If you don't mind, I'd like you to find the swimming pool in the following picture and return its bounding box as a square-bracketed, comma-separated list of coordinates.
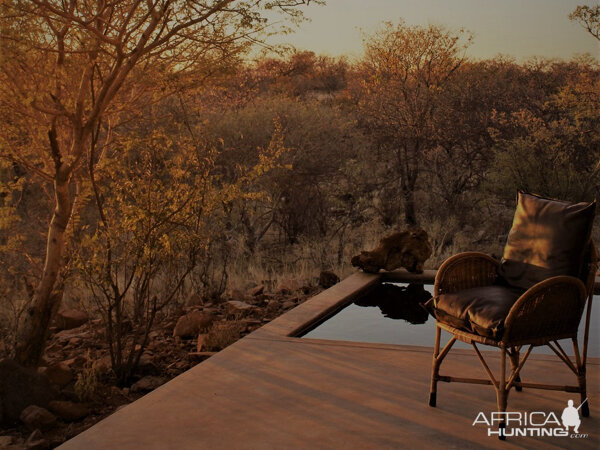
[301, 282, 600, 357]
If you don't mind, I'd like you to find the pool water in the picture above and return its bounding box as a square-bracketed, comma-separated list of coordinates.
[301, 283, 600, 357]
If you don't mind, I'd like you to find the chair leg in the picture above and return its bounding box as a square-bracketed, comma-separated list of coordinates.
[429, 326, 441, 407]
[509, 348, 522, 392]
[573, 338, 589, 417]
[497, 347, 508, 440]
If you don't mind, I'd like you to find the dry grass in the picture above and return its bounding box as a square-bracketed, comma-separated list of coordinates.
[202, 321, 247, 352]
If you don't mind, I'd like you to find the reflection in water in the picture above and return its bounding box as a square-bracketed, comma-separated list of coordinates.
[353, 283, 432, 324]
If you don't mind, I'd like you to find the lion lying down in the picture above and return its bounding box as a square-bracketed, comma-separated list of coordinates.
[351, 228, 432, 274]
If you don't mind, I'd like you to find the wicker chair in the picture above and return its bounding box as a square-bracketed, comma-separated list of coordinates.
[426, 193, 597, 439]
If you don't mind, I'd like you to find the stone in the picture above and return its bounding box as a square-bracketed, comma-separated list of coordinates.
[173, 311, 215, 338]
[62, 356, 87, 370]
[229, 289, 247, 302]
[138, 352, 155, 371]
[54, 309, 89, 331]
[68, 337, 82, 347]
[24, 429, 49, 450]
[39, 362, 73, 388]
[19, 405, 56, 431]
[351, 228, 432, 273]
[277, 278, 300, 294]
[196, 334, 207, 352]
[95, 355, 113, 374]
[248, 284, 265, 296]
[130, 376, 166, 393]
[319, 270, 340, 289]
[225, 300, 254, 316]
[0, 359, 56, 425]
[54, 329, 90, 344]
[47, 401, 88, 422]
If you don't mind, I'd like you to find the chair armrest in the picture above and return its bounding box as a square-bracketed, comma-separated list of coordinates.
[503, 276, 587, 345]
[434, 252, 499, 296]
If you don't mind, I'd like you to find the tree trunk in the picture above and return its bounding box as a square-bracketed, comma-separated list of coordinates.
[403, 187, 417, 227]
[15, 176, 72, 367]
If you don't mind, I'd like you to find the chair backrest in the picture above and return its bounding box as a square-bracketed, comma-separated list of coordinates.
[498, 192, 596, 291]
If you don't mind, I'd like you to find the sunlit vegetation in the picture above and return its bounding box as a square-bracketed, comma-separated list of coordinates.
[0, 1, 598, 385]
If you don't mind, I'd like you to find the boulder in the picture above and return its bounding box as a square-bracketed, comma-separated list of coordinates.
[225, 300, 254, 316]
[351, 228, 432, 274]
[319, 270, 340, 289]
[248, 285, 265, 296]
[62, 356, 87, 371]
[229, 289, 247, 302]
[130, 376, 166, 393]
[24, 429, 49, 450]
[19, 405, 56, 431]
[277, 278, 301, 294]
[0, 359, 56, 425]
[54, 309, 89, 331]
[47, 400, 88, 422]
[173, 311, 215, 338]
[39, 362, 73, 388]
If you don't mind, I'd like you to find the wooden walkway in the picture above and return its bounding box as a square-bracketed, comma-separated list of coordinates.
[60, 273, 599, 449]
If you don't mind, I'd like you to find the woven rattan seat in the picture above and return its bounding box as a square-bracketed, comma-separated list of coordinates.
[427, 193, 597, 440]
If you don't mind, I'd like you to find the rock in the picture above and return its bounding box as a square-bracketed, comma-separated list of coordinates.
[68, 337, 82, 347]
[196, 334, 207, 352]
[138, 352, 155, 371]
[0, 359, 56, 425]
[55, 309, 89, 331]
[39, 362, 73, 388]
[47, 401, 88, 421]
[54, 329, 90, 344]
[62, 356, 87, 370]
[277, 278, 299, 294]
[229, 289, 247, 302]
[225, 300, 254, 316]
[173, 311, 215, 338]
[24, 429, 48, 450]
[319, 270, 340, 289]
[19, 406, 56, 431]
[351, 228, 432, 273]
[95, 355, 113, 374]
[0, 436, 13, 447]
[130, 376, 166, 393]
[248, 285, 265, 296]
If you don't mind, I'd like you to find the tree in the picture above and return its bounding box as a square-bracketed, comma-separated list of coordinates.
[0, 0, 318, 367]
[353, 21, 472, 226]
[489, 62, 600, 202]
[570, 4, 600, 40]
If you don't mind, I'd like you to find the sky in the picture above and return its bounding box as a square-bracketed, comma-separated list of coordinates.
[268, 0, 599, 61]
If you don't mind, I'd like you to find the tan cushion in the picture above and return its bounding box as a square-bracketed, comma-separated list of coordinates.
[425, 285, 524, 339]
[498, 192, 595, 290]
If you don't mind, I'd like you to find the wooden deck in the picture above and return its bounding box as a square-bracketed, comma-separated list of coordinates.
[60, 272, 600, 449]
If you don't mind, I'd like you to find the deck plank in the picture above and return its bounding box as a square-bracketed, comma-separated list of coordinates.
[59, 335, 599, 449]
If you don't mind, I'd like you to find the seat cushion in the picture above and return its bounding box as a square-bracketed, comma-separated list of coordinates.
[425, 285, 524, 339]
[498, 192, 596, 290]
